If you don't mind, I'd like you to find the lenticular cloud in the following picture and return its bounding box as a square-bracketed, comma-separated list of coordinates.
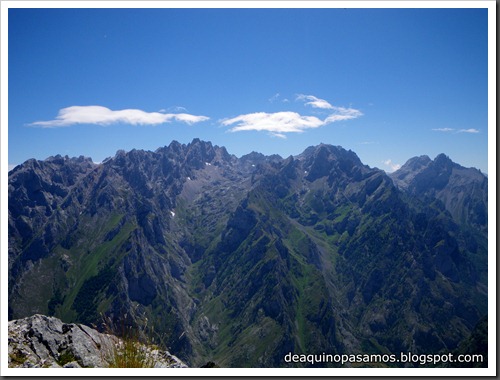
[30, 106, 209, 128]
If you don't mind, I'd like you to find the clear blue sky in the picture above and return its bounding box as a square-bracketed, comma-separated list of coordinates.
[7, 6, 490, 173]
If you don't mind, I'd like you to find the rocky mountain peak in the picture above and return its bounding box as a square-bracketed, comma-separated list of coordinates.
[434, 153, 453, 167]
[390, 155, 431, 188]
[392, 152, 485, 192]
[240, 151, 266, 163]
[299, 143, 365, 181]
[401, 154, 431, 171]
[391, 152, 487, 231]
[154, 139, 233, 170]
[184, 139, 217, 169]
[45, 154, 94, 165]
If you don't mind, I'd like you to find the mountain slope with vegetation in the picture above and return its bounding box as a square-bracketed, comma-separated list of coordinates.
[8, 139, 488, 367]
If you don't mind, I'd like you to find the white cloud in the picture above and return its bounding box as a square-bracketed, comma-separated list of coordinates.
[296, 94, 334, 110]
[432, 128, 454, 132]
[458, 128, 480, 133]
[222, 95, 362, 136]
[324, 106, 363, 122]
[269, 132, 287, 139]
[221, 112, 324, 133]
[382, 159, 401, 172]
[30, 106, 209, 128]
[432, 127, 480, 134]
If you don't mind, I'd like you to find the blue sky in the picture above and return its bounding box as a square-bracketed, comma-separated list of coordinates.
[7, 5, 490, 173]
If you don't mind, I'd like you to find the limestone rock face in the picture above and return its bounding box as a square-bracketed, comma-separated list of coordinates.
[8, 314, 187, 368]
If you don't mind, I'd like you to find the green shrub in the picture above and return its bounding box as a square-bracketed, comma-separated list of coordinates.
[57, 350, 77, 366]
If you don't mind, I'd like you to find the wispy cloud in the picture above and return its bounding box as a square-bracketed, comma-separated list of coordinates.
[269, 93, 291, 104]
[30, 106, 209, 128]
[324, 106, 363, 122]
[222, 95, 362, 136]
[168, 106, 188, 112]
[432, 128, 455, 132]
[431, 127, 480, 134]
[269, 93, 281, 103]
[296, 94, 334, 110]
[458, 128, 480, 133]
[382, 159, 401, 172]
[269, 132, 287, 139]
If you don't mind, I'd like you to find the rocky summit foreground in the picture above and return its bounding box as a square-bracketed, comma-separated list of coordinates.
[8, 139, 488, 367]
[8, 314, 187, 368]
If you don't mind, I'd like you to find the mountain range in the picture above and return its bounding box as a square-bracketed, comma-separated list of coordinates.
[8, 139, 488, 367]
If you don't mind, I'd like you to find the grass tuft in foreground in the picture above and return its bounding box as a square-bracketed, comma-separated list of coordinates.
[102, 313, 158, 368]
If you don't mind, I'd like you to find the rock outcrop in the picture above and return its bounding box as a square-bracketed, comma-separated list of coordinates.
[8, 314, 187, 368]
